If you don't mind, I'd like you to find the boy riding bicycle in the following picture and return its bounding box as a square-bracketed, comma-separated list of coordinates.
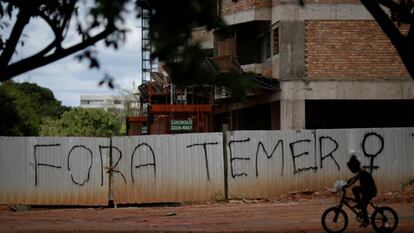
[345, 154, 377, 227]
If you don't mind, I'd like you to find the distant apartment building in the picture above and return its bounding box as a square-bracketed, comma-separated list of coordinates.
[207, 0, 414, 130]
[80, 95, 127, 113]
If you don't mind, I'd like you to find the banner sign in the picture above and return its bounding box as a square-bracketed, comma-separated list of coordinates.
[170, 119, 193, 131]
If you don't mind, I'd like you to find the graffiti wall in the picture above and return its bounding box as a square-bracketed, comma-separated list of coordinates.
[111, 133, 225, 204]
[0, 137, 110, 205]
[226, 128, 414, 198]
[0, 128, 413, 205]
[0, 133, 225, 205]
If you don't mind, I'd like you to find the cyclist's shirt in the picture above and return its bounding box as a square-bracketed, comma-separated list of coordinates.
[358, 170, 377, 199]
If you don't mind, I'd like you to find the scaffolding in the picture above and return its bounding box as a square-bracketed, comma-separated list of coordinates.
[141, 7, 156, 84]
[126, 6, 214, 135]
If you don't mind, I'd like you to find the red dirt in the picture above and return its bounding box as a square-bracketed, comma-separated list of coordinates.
[1, 185, 413, 233]
[375, 183, 414, 203]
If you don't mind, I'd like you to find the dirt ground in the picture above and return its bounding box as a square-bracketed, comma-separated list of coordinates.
[1, 185, 414, 233]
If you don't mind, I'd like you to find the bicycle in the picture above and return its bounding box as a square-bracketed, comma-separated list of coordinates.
[321, 182, 398, 233]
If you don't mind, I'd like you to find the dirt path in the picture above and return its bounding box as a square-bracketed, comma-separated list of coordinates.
[0, 197, 413, 233]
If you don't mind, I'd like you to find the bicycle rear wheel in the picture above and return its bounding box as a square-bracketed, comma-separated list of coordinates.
[371, 206, 398, 233]
[321, 207, 348, 233]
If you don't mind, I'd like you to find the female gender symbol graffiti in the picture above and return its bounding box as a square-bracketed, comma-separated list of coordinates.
[361, 132, 384, 174]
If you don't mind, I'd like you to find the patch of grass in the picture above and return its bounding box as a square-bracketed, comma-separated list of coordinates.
[211, 191, 225, 202]
[400, 178, 414, 189]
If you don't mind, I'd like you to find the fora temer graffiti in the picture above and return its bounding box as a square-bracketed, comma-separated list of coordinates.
[30, 131, 393, 187]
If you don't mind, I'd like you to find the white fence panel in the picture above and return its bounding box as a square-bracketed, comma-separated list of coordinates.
[226, 128, 414, 199]
[0, 127, 412, 205]
[226, 130, 318, 198]
[0, 137, 110, 205]
[316, 128, 414, 192]
[111, 133, 225, 203]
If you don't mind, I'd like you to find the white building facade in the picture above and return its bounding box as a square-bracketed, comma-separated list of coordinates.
[80, 95, 127, 112]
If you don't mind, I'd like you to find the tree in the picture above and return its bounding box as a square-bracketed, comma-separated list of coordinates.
[0, 0, 255, 99]
[0, 0, 130, 81]
[360, 0, 414, 78]
[40, 108, 122, 137]
[1, 0, 412, 84]
[0, 86, 22, 135]
[0, 81, 69, 135]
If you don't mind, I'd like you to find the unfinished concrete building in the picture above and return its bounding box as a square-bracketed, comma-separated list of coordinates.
[127, 0, 414, 135]
[212, 0, 414, 130]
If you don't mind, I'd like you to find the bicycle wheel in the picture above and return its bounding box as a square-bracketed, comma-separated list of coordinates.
[371, 206, 399, 233]
[321, 207, 348, 233]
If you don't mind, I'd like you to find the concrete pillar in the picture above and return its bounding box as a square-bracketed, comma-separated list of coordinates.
[279, 21, 305, 80]
[278, 19, 306, 129]
[280, 99, 305, 130]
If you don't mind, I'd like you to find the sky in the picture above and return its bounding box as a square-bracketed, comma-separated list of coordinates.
[10, 6, 142, 107]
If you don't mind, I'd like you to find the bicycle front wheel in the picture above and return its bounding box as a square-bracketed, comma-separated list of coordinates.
[321, 207, 348, 233]
[371, 206, 398, 233]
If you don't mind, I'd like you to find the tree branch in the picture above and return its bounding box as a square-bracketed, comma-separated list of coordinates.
[37, 2, 75, 51]
[360, 0, 414, 79]
[0, 27, 115, 81]
[361, 0, 403, 42]
[0, 6, 32, 67]
[409, 24, 414, 39]
[32, 40, 58, 58]
[377, 0, 414, 23]
[38, 13, 65, 51]
[377, 0, 399, 9]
